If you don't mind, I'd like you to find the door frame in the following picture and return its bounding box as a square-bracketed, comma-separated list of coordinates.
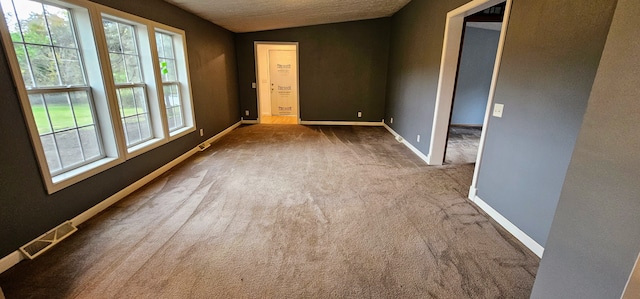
[427, 0, 512, 194]
[254, 41, 300, 124]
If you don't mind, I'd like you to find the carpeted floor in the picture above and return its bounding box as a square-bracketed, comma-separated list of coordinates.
[0, 125, 539, 298]
[445, 126, 482, 165]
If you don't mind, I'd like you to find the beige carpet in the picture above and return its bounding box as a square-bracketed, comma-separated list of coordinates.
[445, 126, 482, 165]
[0, 125, 539, 298]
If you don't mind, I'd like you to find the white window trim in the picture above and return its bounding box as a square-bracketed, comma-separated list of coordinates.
[154, 25, 196, 141]
[0, 0, 196, 194]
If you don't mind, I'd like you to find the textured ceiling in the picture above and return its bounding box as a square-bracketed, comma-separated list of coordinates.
[163, 0, 412, 33]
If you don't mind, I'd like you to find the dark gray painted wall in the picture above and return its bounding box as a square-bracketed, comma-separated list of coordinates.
[531, 0, 638, 296]
[0, 0, 239, 258]
[475, 0, 616, 246]
[384, 0, 469, 153]
[451, 26, 500, 126]
[236, 19, 390, 122]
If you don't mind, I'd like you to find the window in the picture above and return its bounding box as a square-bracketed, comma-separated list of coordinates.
[155, 31, 183, 132]
[1, 0, 103, 175]
[0, 0, 196, 193]
[103, 18, 153, 147]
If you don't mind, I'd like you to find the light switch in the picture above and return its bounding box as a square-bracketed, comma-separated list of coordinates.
[493, 103, 504, 118]
[251, 82, 256, 89]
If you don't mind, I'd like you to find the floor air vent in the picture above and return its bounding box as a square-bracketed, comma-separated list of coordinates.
[19, 221, 77, 259]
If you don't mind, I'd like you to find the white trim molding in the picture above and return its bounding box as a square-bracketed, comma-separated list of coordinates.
[471, 195, 545, 257]
[383, 124, 430, 165]
[0, 121, 241, 275]
[300, 121, 383, 126]
[0, 251, 24, 275]
[428, 0, 512, 166]
[241, 119, 259, 124]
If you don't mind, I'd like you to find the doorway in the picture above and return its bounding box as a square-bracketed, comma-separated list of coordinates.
[254, 42, 299, 124]
[427, 0, 512, 197]
[445, 7, 504, 164]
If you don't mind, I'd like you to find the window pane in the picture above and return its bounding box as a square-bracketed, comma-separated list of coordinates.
[1, 0, 23, 42]
[138, 114, 151, 140]
[166, 106, 175, 130]
[16, 1, 51, 45]
[15, 44, 34, 88]
[109, 53, 127, 84]
[118, 22, 137, 55]
[133, 87, 147, 114]
[159, 58, 177, 82]
[117, 87, 136, 117]
[69, 91, 93, 127]
[40, 133, 61, 172]
[44, 5, 75, 48]
[103, 20, 121, 53]
[44, 92, 74, 132]
[161, 34, 174, 59]
[55, 129, 83, 168]
[3, 0, 105, 176]
[123, 116, 140, 145]
[78, 125, 101, 160]
[163, 34, 174, 58]
[104, 18, 143, 85]
[163, 84, 179, 107]
[28, 93, 51, 134]
[124, 54, 141, 83]
[27, 44, 59, 87]
[55, 47, 84, 86]
[163, 84, 183, 131]
[117, 86, 152, 147]
[169, 106, 183, 130]
[154, 32, 164, 58]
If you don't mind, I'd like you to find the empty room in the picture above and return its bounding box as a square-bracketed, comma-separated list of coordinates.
[0, 0, 638, 298]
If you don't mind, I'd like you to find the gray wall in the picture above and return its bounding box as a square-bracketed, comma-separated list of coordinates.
[531, 0, 640, 296]
[385, 0, 469, 153]
[474, 0, 616, 246]
[236, 19, 391, 122]
[450, 26, 500, 126]
[386, 0, 616, 247]
[0, 0, 239, 258]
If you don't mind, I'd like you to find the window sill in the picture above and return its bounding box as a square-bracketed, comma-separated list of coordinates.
[48, 156, 123, 194]
[169, 126, 195, 141]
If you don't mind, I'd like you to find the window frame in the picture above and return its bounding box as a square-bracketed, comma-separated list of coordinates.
[0, 0, 196, 194]
[153, 25, 195, 141]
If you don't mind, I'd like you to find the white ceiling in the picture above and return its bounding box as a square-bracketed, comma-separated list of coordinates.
[163, 0, 412, 33]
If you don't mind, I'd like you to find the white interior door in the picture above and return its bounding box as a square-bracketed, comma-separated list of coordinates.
[268, 50, 297, 116]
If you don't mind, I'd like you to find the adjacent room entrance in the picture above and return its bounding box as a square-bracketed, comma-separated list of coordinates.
[428, 0, 511, 195]
[445, 7, 504, 165]
[254, 42, 299, 124]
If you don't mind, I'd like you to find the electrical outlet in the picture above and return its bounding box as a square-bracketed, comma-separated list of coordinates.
[245, 110, 250, 116]
[390, 117, 394, 124]
[251, 82, 256, 89]
[357, 111, 362, 118]
[199, 129, 204, 136]
[417, 135, 421, 143]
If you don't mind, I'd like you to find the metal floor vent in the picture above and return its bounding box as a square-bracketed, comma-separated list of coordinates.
[19, 221, 77, 259]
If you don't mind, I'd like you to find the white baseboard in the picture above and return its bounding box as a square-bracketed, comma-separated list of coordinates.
[0, 121, 242, 275]
[471, 195, 545, 258]
[204, 121, 241, 145]
[468, 186, 478, 198]
[300, 121, 384, 126]
[0, 251, 23, 275]
[241, 119, 259, 124]
[382, 124, 430, 165]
